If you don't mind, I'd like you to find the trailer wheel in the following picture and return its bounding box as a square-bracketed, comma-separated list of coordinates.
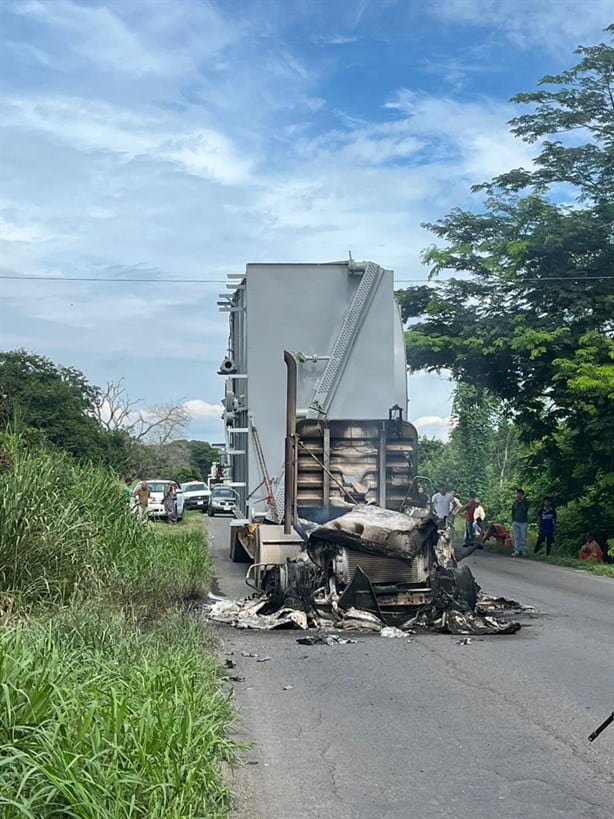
[229, 531, 250, 563]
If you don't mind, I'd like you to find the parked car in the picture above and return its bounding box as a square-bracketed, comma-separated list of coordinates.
[207, 485, 237, 517]
[132, 480, 184, 521]
[180, 481, 211, 512]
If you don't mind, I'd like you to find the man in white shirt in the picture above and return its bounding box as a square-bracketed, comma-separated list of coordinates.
[431, 483, 446, 517]
[431, 484, 463, 528]
[431, 484, 453, 522]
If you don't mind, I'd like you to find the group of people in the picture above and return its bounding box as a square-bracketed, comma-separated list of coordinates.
[430, 485, 485, 543]
[511, 489, 558, 557]
[511, 488, 604, 561]
[429, 484, 605, 563]
[122, 479, 179, 524]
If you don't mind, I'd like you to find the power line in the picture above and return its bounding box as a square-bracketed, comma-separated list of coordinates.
[1, 274, 613, 284]
[0, 275, 230, 283]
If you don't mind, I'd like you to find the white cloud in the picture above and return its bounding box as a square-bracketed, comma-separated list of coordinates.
[184, 399, 223, 421]
[0, 214, 55, 243]
[413, 415, 451, 442]
[414, 414, 450, 427]
[429, 0, 612, 53]
[325, 35, 358, 46]
[3, 96, 252, 184]
[383, 90, 536, 181]
[13, 0, 165, 75]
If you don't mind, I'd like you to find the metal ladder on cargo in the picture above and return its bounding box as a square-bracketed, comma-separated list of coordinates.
[310, 261, 384, 414]
[250, 421, 280, 522]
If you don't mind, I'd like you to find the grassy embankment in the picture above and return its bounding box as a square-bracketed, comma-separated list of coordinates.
[482, 540, 614, 576]
[0, 435, 237, 818]
[451, 518, 614, 576]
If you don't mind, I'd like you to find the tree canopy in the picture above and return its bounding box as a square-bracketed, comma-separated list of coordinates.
[397, 27, 614, 505]
[0, 350, 218, 482]
[0, 349, 116, 462]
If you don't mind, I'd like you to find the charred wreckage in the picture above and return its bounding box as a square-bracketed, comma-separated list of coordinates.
[207, 502, 523, 636]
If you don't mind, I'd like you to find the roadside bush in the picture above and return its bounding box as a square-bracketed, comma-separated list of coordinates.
[0, 609, 235, 818]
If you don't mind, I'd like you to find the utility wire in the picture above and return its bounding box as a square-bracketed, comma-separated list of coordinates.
[1, 274, 613, 284]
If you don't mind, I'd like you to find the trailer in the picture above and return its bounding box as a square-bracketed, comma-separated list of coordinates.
[213, 259, 521, 633]
[217, 258, 415, 519]
[216, 258, 434, 601]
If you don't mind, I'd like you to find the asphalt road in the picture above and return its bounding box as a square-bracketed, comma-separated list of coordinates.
[204, 515, 614, 819]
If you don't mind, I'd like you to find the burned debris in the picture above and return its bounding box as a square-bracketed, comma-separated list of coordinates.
[206, 504, 522, 636]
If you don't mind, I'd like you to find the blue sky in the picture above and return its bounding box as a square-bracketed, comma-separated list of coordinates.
[1, 0, 611, 442]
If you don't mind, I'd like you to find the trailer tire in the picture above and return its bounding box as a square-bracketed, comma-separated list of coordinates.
[229, 532, 250, 563]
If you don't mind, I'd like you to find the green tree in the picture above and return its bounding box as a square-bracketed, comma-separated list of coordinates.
[186, 440, 218, 481]
[397, 28, 614, 509]
[0, 349, 123, 464]
[416, 384, 498, 500]
[446, 383, 496, 499]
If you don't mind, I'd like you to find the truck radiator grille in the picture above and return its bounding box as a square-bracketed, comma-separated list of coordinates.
[343, 548, 422, 584]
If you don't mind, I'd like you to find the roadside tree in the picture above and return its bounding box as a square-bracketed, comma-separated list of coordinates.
[0, 349, 127, 464]
[396, 28, 614, 529]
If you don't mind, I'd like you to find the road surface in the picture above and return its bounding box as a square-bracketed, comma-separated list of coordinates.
[204, 515, 614, 819]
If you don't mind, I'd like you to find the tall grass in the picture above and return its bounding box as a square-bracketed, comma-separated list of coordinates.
[0, 435, 212, 613]
[0, 610, 235, 817]
[0, 435, 238, 817]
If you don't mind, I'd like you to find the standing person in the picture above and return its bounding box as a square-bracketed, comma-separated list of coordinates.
[448, 489, 462, 519]
[463, 492, 478, 545]
[431, 483, 450, 523]
[511, 488, 529, 556]
[122, 478, 132, 506]
[474, 499, 486, 525]
[578, 533, 604, 562]
[535, 497, 557, 555]
[473, 498, 486, 539]
[163, 481, 178, 524]
[132, 480, 151, 518]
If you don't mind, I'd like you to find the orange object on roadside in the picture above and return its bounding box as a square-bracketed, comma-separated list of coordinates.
[578, 535, 604, 563]
[483, 523, 513, 548]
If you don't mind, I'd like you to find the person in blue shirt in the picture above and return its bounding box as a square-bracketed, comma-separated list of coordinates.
[534, 496, 557, 555]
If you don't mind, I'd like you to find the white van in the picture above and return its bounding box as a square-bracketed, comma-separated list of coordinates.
[134, 480, 184, 521]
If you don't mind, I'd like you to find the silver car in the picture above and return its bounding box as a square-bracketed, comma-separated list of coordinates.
[207, 485, 237, 516]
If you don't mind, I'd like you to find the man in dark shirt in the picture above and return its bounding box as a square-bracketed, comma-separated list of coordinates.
[511, 488, 529, 556]
[534, 496, 557, 555]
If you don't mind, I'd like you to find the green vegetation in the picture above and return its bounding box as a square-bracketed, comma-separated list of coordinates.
[0, 437, 212, 612]
[0, 435, 236, 817]
[399, 27, 614, 558]
[0, 350, 220, 483]
[481, 539, 614, 578]
[0, 349, 132, 467]
[0, 612, 234, 818]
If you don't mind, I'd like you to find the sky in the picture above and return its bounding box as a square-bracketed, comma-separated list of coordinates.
[1, 0, 611, 443]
